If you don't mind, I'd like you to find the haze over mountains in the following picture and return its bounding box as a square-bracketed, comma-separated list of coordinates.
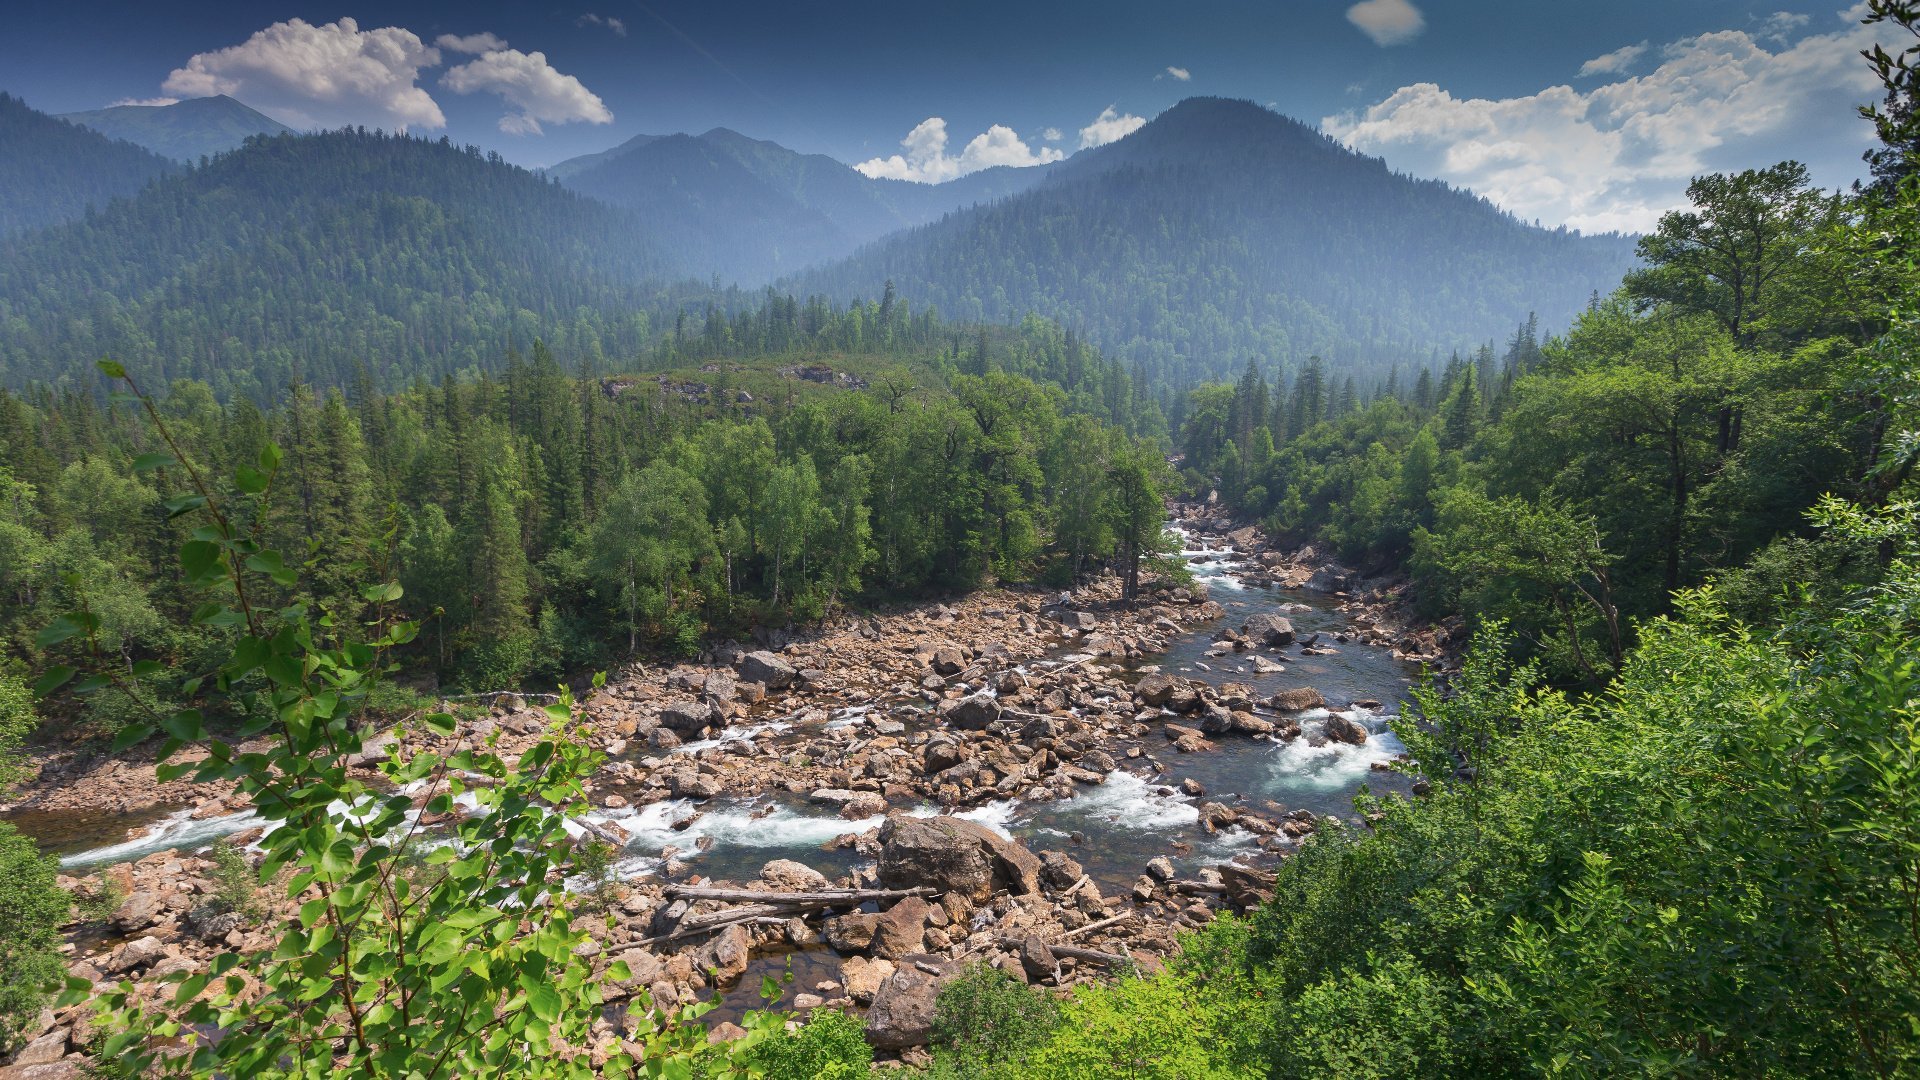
[0, 91, 1640, 396]
[59, 95, 293, 162]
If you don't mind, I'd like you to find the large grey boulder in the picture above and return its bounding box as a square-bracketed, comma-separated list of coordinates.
[737, 650, 797, 690]
[877, 815, 1042, 901]
[936, 694, 1001, 731]
[1240, 614, 1296, 647]
[865, 966, 948, 1049]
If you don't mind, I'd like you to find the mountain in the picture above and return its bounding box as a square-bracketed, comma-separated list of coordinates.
[549, 127, 1046, 284]
[59, 95, 294, 162]
[789, 98, 1643, 389]
[0, 129, 674, 399]
[0, 92, 176, 236]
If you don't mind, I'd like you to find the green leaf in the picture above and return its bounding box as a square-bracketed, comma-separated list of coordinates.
[234, 465, 270, 494]
[36, 612, 94, 648]
[424, 712, 457, 737]
[31, 666, 76, 697]
[163, 493, 210, 519]
[132, 452, 178, 474]
[524, 981, 561, 1023]
[111, 724, 155, 752]
[180, 540, 224, 584]
[319, 840, 356, 876]
[95, 359, 126, 378]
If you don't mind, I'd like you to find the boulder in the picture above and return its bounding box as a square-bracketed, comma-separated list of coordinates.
[1324, 712, 1370, 746]
[696, 923, 751, 984]
[1267, 687, 1325, 712]
[1145, 856, 1176, 882]
[659, 701, 715, 735]
[924, 740, 970, 773]
[1240, 614, 1296, 647]
[840, 955, 895, 1004]
[936, 694, 1001, 731]
[760, 859, 829, 891]
[110, 891, 168, 933]
[1037, 850, 1084, 891]
[871, 896, 930, 959]
[8, 1028, 69, 1067]
[877, 816, 1042, 901]
[737, 650, 797, 691]
[1133, 673, 1176, 707]
[1019, 935, 1058, 983]
[929, 647, 967, 676]
[101, 935, 164, 975]
[826, 912, 880, 953]
[865, 966, 948, 1050]
[841, 792, 888, 820]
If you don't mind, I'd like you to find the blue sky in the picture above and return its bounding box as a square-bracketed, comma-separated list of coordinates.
[3, 1, 1903, 231]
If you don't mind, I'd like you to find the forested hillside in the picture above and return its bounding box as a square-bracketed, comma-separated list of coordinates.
[59, 94, 293, 162]
[0, 93, 175, 236]
[552, 126, 1044, 284]
[0, 127, 673, 399]
[793, 98, 1641, 391]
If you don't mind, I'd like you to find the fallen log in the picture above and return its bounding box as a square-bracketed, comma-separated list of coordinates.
[996, 936, 1130, 966]
[663, 885, 936, 905]
[1063, 910, 1136, 939]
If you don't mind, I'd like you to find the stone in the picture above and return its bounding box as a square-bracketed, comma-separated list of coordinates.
[1267, 687, 1325, 712]
[1133, 673, 1176, 707]
[659, 701, 715, 734]
[929, 647, 966, 676]
[924, 740, 969, 773]
[697, 923, 751, 984]
[870, 896, 930, 959]
[101, 936, 164, 976]
[738, 651, 797, 690]
[669, 772, 721, 800]
[877, 815, 1042, 901]
[1145, 856, 1176, 882]
[1240, 614, 1296, 647]
[1020, 935, 1058, 983]
[936, 694, 1001, 731]
[1037, 850, 1083, 891]
[1323, 712, 1370, 746]
[826, 912, 880, 953]
[840, 956, 894, 1004]
[760, 859, 829, 891]
[110, 891, 167, 933]
[841, 792, 888, 820]
[865, 966, 947, 1050]
[8, 1028, 68, 1067]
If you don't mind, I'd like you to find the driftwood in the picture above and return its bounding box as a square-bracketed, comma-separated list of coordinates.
[1048, 942, 1131, 966]
[1064, 910, 1136, 939]
[664, 885, 936, 906]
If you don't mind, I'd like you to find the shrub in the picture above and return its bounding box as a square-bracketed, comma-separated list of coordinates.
[205, 837, 261, 922]
[1022, 973, 1258, 1080]
[929, 962, 1060, 1078]
[0, 822, 65, 1054]
[748, 1008, 872, 1080]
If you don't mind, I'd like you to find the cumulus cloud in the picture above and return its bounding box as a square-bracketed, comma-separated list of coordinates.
[1321, 7, 1902, 233]
[1166, 66, 1192, 81]
[1042, 127, 1064, 142]
[1079, 106, 1147, 148]
[1346, 0, 1425, 47]
[1757, 11, 1810, 43]
[577, 13, 627, 37]
[162, 17, 445, 130]
[854, 117, 1065, 182]
[442, 47, 613, 135]
[110, 97, 181, 108]
[436, 32, 508, 55]
[1579, 42, 1647, 78]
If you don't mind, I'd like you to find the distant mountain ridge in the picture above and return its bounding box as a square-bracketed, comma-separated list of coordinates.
[548, 126, 1047, 284]
[0, 125, 671, 399]
[790, 98, 1642, 387]
[60, 95, 293, 162]
[0, 92, 175, 235]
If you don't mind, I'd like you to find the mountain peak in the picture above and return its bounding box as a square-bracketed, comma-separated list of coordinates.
[58, 95, 291, 161]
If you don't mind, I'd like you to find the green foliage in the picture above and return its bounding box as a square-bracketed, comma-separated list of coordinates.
[205, 838, 262, 923]
[929, 963, 1062, 1076]
[40, 366, 784, 1078]
[0, 667, 35, 789]
[1017, 973, 1258, 1080]
[747, 1008, 874, 1080]
[0, 822, 65, 1055]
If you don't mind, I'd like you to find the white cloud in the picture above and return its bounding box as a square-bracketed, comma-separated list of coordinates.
[1757, 11, 1810, 43]
[1042, 127, 1064, 142]
[441, 48, 613, 135]
[1166, 66, 1192, 81]
[1079, 106, 1146, 149]
[854, 117, 1066, 182]
[1322, 6, 1903, 233]
[577, 13, 627, 37]
[1578, 42, 1647, 78]
[436, 32, 508, 55]
[1346, 0, 1425, 47]
[162, 17, 445, 130]
[109, 97, 181, 108]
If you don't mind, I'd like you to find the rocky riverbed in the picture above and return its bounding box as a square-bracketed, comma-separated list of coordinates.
[1, 507, 1454, 1073]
